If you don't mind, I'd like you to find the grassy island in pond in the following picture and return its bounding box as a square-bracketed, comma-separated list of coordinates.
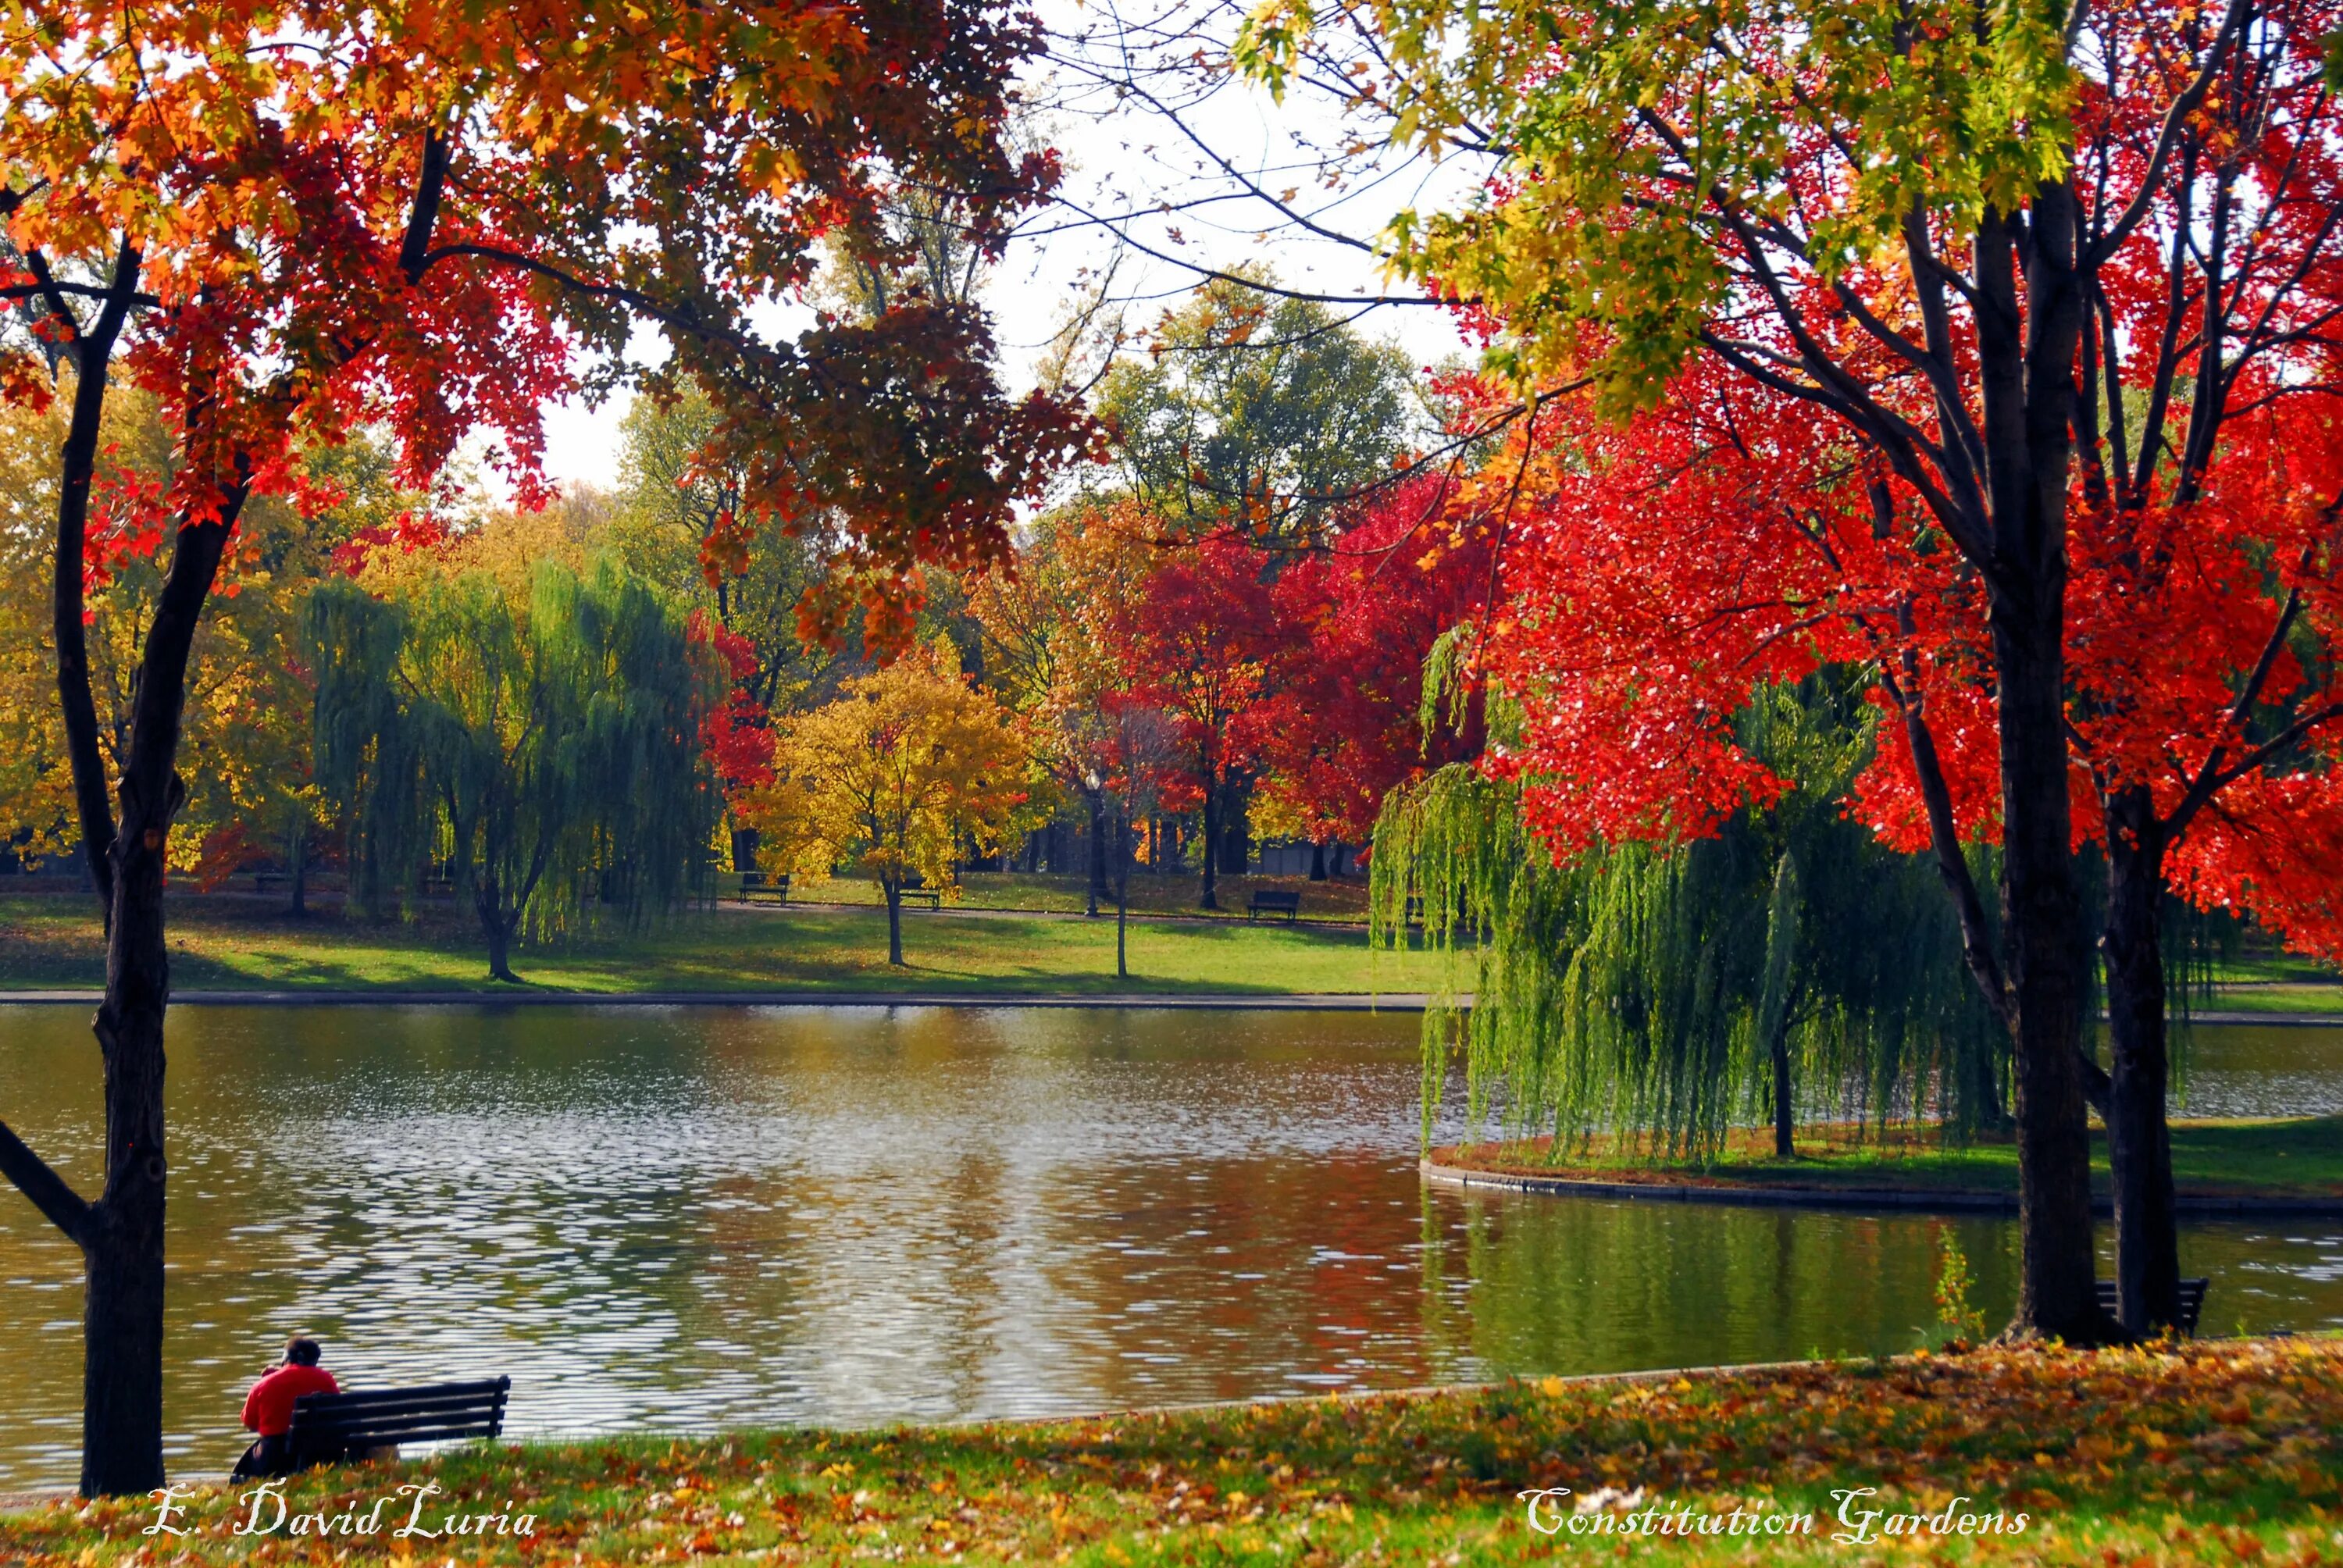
[1430, 1118, 2343, 1204]
[3, 1338, 2335, 1564]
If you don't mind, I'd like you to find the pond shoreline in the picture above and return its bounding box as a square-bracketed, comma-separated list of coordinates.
[1422, 1156, 2343, 1215]
[1425, 1114, 2343, 1215]
[5, 1338, 2336, 1564]
[5, 990, 2341, 1026]
[0, 987, 1434, 1009]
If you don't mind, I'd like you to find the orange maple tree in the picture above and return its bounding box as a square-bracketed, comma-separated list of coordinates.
[0, 0, 1086, 1495]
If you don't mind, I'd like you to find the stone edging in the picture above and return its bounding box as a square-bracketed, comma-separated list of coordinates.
[1421, 1157, 2343, 1217]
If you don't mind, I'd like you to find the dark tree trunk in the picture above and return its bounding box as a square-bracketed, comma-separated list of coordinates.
[1989, 591, 2102, 1343]
[66, 506, 235, 1495]
[476, 878, 522, 983]
[1197, 751, 1220, 911]
[884, 876, 905, 965]
[1770, 1019, 1795, 1159]
[1115, 808, 1132, 980]
[1218, 791, 1250, 875]
[1969, 191, 2105, 1345]
[1086, 792, 1105, 917]
[1309, 840, 1328, 882]
[2102, 787, 2181, 1335]
[731, 825, 760, 875]
[287, 821, 308, 917]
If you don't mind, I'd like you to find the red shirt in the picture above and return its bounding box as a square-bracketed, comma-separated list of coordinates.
[241, 1364, 339, 1436]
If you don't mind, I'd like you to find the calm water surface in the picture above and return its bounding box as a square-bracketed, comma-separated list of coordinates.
[0, 1003, 2337, 1492]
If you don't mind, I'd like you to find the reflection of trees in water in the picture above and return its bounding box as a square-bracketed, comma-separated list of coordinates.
[1422, 1192, 2020, 1374]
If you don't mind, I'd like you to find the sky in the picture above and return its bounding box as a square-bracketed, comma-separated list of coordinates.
[531, 1, 1483, 496]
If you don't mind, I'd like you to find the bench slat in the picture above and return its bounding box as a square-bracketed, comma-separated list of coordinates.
[298, 1415, 504, 1434]
[294, 1397, 506, 1427]
[298, 1415, 504, 1443]
[2092, 1276, 2207, 1332]
[294, 1377, 508, 1411]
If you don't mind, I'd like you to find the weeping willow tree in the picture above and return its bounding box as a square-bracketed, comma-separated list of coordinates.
[305, 556, 722, 981]
[1374, 675, 2007, 1162]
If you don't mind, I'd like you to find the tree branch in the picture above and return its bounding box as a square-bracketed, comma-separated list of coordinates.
[0, 1118, 93, 1243]
[2085, 0, 2252, 265]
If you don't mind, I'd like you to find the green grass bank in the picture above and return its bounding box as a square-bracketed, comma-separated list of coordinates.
[2, 1338, 2334, 1564]
[1432, 1117, 2343, 1203]
[0, 891, 1447, 997]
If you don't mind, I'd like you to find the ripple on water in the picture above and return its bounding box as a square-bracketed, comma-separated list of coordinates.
[0, 1006, 2337, 1491]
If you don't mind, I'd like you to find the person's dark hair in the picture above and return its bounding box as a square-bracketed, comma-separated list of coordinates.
[284, 1335, 323, 1367]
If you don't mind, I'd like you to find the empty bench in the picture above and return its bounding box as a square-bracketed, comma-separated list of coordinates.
[897, 875, 942, 911]
[286, 1377, 511, 1470]
[739, 871, 791, 905]
[2094, 1276, 2208, 1335]
[1247, 889, 1301, 923]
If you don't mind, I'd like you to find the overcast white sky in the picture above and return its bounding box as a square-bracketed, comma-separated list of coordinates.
[533, 3, 1482, 494]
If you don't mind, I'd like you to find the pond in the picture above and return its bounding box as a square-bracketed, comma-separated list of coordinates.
[0, 1003, 2338, 1494]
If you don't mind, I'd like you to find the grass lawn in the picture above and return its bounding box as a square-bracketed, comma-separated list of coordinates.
[0, 893, 1452, 997]
[781, 869, 1377, 923]
[1434, 1116, 2343, 1199]
[2, 1338, 2334, 1563]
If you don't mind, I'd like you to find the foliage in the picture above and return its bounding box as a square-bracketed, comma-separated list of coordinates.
[1096, 276, 1423, 547]
[1243, 0, 2343, 1337]
[1252, 476, 1494, 848]
[5, 1338, 2340, 1563]
[750, 639, 1038, 964]
[1101, 536, 1282, 907]
[1934, 1231, 1988, 1348]
[305, 555, 722, 981]
[1373, 679, 2004, 1160]
[0, 391, 402, 884]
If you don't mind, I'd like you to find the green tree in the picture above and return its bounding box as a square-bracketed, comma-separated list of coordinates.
[1375, 679, 2003, 1160]
[1097, 276, 1422, 547]
[306, 556, 722, 981]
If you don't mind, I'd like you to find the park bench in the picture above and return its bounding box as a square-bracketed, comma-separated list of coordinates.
[897, 873, 942, 911]
[251, 871, 283, 894]
[282, 1377, 512, 1471]
[2094, 1276, 2208, 1336]
[739, 871, 791, 905]
[1247, 889, 1302, 923]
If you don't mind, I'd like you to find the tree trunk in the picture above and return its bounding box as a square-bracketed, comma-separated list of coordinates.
[1116, 809, 1131, 980]
[476, 878, 521, 983]
[287, 820, 308, 918]
[1770, 1018, 1795, 1159]
[1197, 757, 1220, 911]
[1992, 602, 2104, 1343]
[1086, 792, 1105, 918]
[731, 825, 760, 875]
[2102, 788, 2181, 1335]
[885, 875, 905, 965]
[76, 509, 234, 1495]
[1309, 839, 1328, 882]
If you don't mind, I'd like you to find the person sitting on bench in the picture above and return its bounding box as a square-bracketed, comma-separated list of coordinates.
[234, 1335, 340, 1480]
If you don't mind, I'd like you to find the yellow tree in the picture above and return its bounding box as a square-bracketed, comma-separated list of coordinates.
[970, 501, 1155, 906]
[754, 638, 1036, 964]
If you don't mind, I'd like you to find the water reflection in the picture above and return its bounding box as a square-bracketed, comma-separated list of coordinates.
[0, 1004, 2336, 1492]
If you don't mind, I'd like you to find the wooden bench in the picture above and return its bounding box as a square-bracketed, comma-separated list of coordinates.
[2095, 1276, 2208, 1335]
[1247, 889, 1301, 922]
[251, 871, 284, 894]
[284, 1377, 512, 1470]
[739, 871, 791, 905]
[897, 875, 942, 911]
